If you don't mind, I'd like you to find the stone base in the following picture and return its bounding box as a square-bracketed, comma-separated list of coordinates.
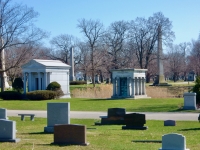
[0, 138, 20, 143]
[111, 95, 151, 99]
[61, 94, 71, 98]
[52, 142, 89, 146]
[183, 106, 196, 110]
[122, 126, 148, 130]
[44, 126, 54, 133]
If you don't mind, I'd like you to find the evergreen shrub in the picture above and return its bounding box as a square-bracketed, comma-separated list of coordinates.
[0, 91, 22, 100]
[26, 90, 56, 100]
[12, 78, 23, 93]
[46, 81, 64, 98]
[70, 81, 87, 85]
[190, 76, 200, 104]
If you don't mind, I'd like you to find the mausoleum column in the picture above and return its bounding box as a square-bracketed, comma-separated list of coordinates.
[67, 72, 70, 94]
[131, 78, 135, 97]
[38, 72, 41, 90]
[23, 72, 26, 94]
[28, 72, 32, 92]
[127, 77, 131, 96]
[112, 77, 116, 96]
[44, 72, 47, 90]
[135, 77, 138, 95]
[116, 77, 120, 96]
[139, 77, 142, 95]
[142, 77, 146, 95]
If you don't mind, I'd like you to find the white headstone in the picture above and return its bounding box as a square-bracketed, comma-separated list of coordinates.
[44, 103, 70, 133]
[183, 92, 196, 110]
[0, 119, 20, 142]
[0, 108, 8, 119]
[159, 133, 189, 150]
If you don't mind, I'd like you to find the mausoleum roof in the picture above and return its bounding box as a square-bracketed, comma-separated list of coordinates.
[33, 59, 70, 67]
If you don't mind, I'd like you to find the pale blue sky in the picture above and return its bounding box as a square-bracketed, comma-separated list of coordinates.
[14, 0, 200, 47]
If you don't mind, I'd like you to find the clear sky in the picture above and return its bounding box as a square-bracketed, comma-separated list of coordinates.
[13, 0, 200, 47]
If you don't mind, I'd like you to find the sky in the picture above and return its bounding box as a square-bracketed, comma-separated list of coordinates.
[13, 0, 200, 47]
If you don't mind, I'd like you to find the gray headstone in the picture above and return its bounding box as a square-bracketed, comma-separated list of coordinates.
[0, 119, 20, 142]
[164, 120, 176, 126]
[159, 133, 189, 150]
[0, 108, 8, 119]
[183, 92, 196, 110]
[44, 103, 70, 133]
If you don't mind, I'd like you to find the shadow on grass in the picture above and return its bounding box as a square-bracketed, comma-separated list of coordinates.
[28, 132, 52, 135]
[178, 128, 200, 131]
[132, 140, 161, 143]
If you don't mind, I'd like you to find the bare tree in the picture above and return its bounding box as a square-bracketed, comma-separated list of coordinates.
[48, 34, 75, 64]
[103, 21, 129, 69]
[0, 0, 47, 91]
[77, 19, 105, 87]
[128, 12, 174, 82]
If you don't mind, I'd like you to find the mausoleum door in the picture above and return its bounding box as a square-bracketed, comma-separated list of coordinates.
[120, 77, 127, 96]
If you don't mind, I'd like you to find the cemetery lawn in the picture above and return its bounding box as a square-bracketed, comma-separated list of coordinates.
[0, 98, 200, 112]
[1, 117, 199, 150]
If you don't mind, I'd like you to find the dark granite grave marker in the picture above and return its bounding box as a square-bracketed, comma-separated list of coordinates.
[122, 113, 147, 130]
[53, 124, 89, 146]
[95, 108, 126, 125]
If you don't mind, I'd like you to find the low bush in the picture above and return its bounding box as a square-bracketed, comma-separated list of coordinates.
[26, 90, 57, 100]
[0, 91, 22, 100]
[70, 81, 87, 85]
[190, 76, 200, 104]
[12, 78, 23, 93]
[46, 81, 64, 98]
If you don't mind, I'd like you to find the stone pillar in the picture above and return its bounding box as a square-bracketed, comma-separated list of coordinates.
[117, 77, 120, 96]
[67, 72, 70, 94]
[44, 72, 47, 90]
[157, 25, 165, 84]
[142, 77, 146, 95]
[131, 78, 135, 97]
[23, 72, 26, 94]
[127, 77, 131, 97]
[135, 77, 138, 95]
[38, 72, 41, 90]
[139, 77, 142, 95]
[28, 72, 32, 92]
[112, 78, 116, 96]
[70, 47, 76, 81]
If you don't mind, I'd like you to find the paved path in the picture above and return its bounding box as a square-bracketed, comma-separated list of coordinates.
[7, 110, 200, 121]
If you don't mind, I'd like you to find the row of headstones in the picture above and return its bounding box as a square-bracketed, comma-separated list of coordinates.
[0, 105, 190, 149]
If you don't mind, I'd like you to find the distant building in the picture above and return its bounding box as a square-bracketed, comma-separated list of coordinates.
[21, 59, 71, 98]
[188, 71, 196, 81]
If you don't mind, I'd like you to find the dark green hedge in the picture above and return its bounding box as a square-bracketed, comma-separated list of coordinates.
[26, 90, 57, 100]
[0, 91, 22, 100]
[70, 81, 87, 85]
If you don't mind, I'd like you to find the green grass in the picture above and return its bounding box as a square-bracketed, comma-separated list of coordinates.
[1, 117, 199, 150]
[0, 98, 199, 112]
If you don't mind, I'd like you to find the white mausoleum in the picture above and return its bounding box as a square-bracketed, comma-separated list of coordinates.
[111, 68, 149, 99]
[21, 59, 71, 98]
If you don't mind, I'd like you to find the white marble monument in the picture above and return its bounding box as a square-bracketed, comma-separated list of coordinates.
[159, 133, 189, 150]
[21, 59, 71, 98]
[111, 68, 149, 99]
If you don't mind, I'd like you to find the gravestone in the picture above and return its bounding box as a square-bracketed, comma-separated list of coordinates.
[183, 93, 196, 110]
[0, 119, 20, 142]
[164, 120, 176, 126]
[95, 108, 126, 125]
[53, 124, 89, 145]
[44, 103, 70, 133]
[0, 108, 8, 119]
[122, 113, 147, 130]
[159, 133, 189, 150]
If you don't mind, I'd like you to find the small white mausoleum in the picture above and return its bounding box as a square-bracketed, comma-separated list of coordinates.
[21, 59, 71, 98]
[111, 68, 149, 99]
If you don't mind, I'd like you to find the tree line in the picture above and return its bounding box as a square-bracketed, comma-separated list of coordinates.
[1, 0, 200, 90]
